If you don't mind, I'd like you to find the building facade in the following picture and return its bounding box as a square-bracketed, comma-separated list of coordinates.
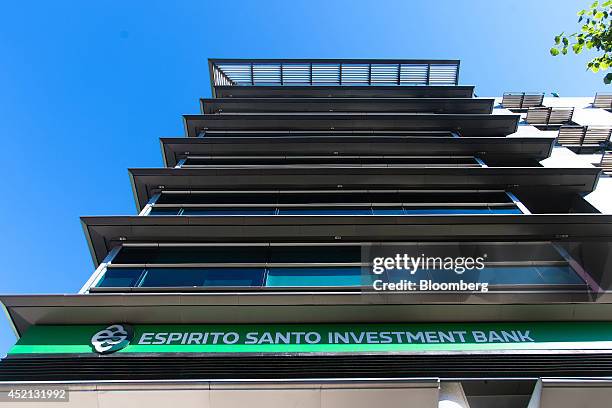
[2, 59, 612, 407]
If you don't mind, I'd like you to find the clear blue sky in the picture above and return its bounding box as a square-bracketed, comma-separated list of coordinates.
[0, 0, 603, 356]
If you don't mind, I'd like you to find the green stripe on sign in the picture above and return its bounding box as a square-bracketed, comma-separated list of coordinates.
[9, 322, 612, 355]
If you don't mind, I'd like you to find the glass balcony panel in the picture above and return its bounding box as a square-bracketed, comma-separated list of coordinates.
[266, 267, 362, 287]
[268, 246, 361, 263]
[148, 208, 181, 216]
[277, 207, 373, 215]
[113, 246, 268, 264]
[401, 208, 522, 215]
[96, 268, 144, 287]
[139, 267, 266, 287]
[181, 208, 276, 215]
[372, 208, 405, 215]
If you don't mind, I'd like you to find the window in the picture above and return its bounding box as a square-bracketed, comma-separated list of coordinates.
[112, 245, 268, 264]
[181, 208, 276, 216]
[139, 267, 265, 287]
[407, 266, 583, 286]
[266, 267, 363, 287]
[147, 208, 182, 216]
[181, 155, 481, 168]
[277, 207, 373, 215]
[96, 268, 144, 288]
[146, 190, 525, 216]
[92, 242, 585, 292]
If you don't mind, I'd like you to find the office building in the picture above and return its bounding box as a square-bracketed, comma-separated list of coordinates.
[2, 59, 612, 407]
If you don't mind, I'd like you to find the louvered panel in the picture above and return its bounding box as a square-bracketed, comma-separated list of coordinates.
[281, 64, 311, 84]
[400, 64, 428, 84]
[216, 63, 252, 85]
[341, 64, 370, 84]
[602, 152, 612, 164]
[312, 64, 341, 84]
[526, 107, 573, 126]
[370, 64, 400, 84]
[2, 354, 612, 381]
[429, 64, 459, 85]
[601, 151, 612, 174]
[584, 127, 612, 145]
[557, 126, 585, 145]
[594, 93, 612, 109]
[522, 94, 544, 108]
[501, 93, 524, 109]
[212, 65, 233, 86]
[252, 64, 281, 85]
[549, 108, 574, 124]
[525, 107, 551, 124]
[210, 60, 460, 87]
[501, 93, 544, 109]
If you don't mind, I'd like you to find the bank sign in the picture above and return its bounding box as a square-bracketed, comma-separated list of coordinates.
[9, 322, 612, 356]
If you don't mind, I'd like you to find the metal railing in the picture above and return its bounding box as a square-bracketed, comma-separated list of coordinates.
[501, 92, 544, 109]
[600, 150, 612, 175]
[593, 92, 612, 109]
[209, 59, 460, 87]
[525, 107, 574, 126]
[558, 125, 612, 150]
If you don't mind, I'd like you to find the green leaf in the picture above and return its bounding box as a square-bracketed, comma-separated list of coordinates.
[604, 73, 612, 84]
[549, 2, 612, 80]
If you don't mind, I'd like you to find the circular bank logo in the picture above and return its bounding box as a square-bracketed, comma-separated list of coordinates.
[91, 324, 133, 354]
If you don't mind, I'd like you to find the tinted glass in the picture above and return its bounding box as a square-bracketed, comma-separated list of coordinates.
[490, 208, 523, 214]
[278, 207, 372, 215]
[183, 157, 478, 166]
[372, 208, 405, 215]
[182, 208, 276, 215]
[401, 208, 521, 215]
[157, 193, 278, 205]
[424, 266, 584, 286]
[266, 267, 362, 287]
[154, 191, 516, 209]
[96, 268, 144, 287]
[149, 208, 181, 215]
[113, 246, 268, 264]
[139, 268, 266, 287]
[268, 246, 360, 263]
[150, 206, 521, 216]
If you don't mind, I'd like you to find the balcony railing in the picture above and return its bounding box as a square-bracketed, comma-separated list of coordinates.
[209, 59, 460, 88]
[501, 92, 544, 110]
[558, 125, 612, 151]
[594, 92, 612, 109]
